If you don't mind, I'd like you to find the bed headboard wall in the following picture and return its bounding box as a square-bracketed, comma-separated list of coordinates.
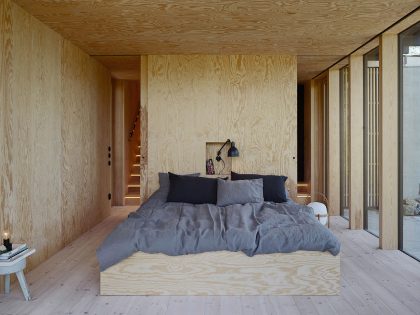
[144, 55, 297, 199]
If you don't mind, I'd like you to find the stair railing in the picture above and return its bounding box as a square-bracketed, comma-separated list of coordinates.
[128, 103, 140, 141]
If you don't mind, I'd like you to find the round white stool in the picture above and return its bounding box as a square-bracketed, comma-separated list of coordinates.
[0, 248, 35, 301]
[307, 202, 329, 226]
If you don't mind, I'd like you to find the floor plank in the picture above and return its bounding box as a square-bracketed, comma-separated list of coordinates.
[1, 209, 420, 315]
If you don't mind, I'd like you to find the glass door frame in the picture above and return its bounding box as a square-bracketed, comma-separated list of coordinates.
[363, 47, 380, 237]
[398, 25, 404, 255]
[398, 22, 420, 262]
[339, 66, 350, 220]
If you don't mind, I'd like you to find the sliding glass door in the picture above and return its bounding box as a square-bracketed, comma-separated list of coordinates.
[399, 22, 420, 260]
[340, 66, 350, 220]
[363, 48, 380, 237]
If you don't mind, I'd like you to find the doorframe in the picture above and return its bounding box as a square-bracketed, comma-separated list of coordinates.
[139, 55, 149, 202]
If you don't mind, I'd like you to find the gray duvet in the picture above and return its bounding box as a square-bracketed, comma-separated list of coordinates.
[97, 192, 340, 271]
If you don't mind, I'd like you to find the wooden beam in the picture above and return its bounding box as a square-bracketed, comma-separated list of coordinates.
[303, 80, 312, 186]
[112, 79, 126, 206]
[349, 54, 364, 229]
[310, 79, 316, 201]
[139, 55, 148, 201]
[310, 74, 328, 203]
[384, 8, 420, 35]
[329, 57, 349, 71]
[352, 38, 380, 57]
[379, 34, 399, 249]
[328, 69, 340, 216]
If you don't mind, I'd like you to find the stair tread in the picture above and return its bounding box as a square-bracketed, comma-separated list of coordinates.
[126, 142, 142, 205]
[125, 192, 140, 198]
[125, 198, 141, 206]
[128, 176, 140, 183]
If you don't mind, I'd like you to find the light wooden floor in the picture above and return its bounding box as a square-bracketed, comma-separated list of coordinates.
[1, 207, 420, 315]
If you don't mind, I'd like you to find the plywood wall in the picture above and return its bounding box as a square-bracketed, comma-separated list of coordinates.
[139, 56, 149, 201]
[310, 76, 328, 202]
[328, 69, 340, 216]
[349, 54, 364, 230]
[379, 33, 398, 249]
[112, 79, 126, 205]
[146, 55, 297, 198]
[0, 1, 111, 271]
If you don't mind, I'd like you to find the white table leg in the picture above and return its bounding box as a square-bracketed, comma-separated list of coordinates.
[4, 274, 10, 294]
[16, 271, 31, 301]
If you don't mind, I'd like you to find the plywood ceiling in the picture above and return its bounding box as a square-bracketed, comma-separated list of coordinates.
[13, 1, 420, 81]
[94, 56, 140, 80]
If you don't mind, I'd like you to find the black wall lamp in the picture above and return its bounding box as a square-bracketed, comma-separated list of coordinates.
[216, 139, 239, 161]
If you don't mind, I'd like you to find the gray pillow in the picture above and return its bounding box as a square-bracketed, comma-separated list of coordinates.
[217, 178, 264, 207]
[158, 172, 200, 201]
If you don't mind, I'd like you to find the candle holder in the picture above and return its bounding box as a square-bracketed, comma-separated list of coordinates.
[3, 232, 12, 251]
[3, 238, 12, 251]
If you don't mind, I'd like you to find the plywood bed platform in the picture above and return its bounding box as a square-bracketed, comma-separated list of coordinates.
[100, 250, 340, 296]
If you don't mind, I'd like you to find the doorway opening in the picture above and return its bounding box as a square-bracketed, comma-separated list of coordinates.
[94, 56, 141, 206]
[297, 84, 311, 202]
[112, 79, 141, 206]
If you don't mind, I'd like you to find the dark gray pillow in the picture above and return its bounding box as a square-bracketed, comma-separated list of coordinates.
[168, 173, 218, 204]
[158, 172, 200, 201]
[217, 178, 264, 207]
[231, 172, 288, 203]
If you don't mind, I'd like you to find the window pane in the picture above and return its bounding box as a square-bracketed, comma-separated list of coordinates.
[400, 22, 420, 260]
[340, 66, 350, 220]
[364, 47, 380, 237]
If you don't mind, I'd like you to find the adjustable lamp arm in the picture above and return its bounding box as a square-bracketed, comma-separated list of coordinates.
[216, 139, 231, 159]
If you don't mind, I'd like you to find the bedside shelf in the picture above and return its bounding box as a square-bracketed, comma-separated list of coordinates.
[205, 142, 232, 176]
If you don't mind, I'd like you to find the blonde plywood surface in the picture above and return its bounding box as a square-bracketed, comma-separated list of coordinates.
[147, 55, 297, 199]
[311, 76, 327, 202]
[297, 55, 342, 83]
[3, 212, 420, 314]
[349, 54, 364, 230]
[385, 8, 420, 35]
[111, 79, 126, 206]
[139, 56, 149, 201]
[379, 34, 399, 249]
[14, 1, 420, 81]
[0, 0, 111, 277]
[101, 250, 340, 296]
[328, 69, 340, 216]
[95, 56, 140, 80]
[60, 40, 111, 245]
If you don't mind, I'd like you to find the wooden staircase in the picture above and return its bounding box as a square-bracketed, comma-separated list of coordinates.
[296, 182, 311, 204]
[124, 145, 141, 205]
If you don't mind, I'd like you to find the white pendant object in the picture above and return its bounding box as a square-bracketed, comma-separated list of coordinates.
[307, 202, 328, 226]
